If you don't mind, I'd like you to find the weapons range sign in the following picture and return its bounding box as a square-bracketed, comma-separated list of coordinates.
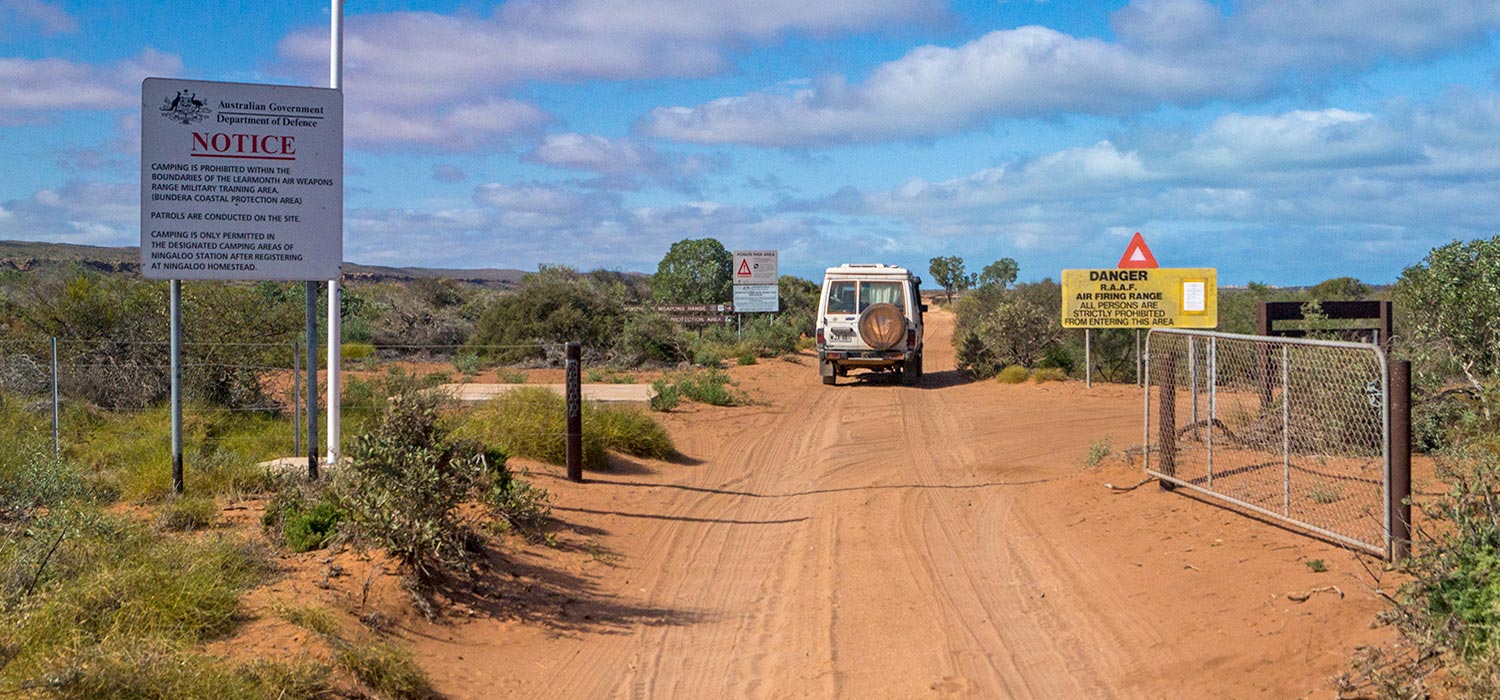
[141, 78, 342, 281]
[1061, 268, 1218, 329]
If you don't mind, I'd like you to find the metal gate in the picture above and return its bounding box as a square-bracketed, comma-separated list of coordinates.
[1144, 329, 1391, 557]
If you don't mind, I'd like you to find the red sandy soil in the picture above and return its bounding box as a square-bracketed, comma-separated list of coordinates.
[232, 309, 1413, 699]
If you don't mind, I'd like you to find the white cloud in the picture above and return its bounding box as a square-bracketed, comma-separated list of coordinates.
[522, 132, 724, 192]
[644, 0, 1500, 146]
[0, 49, 181, 122]
[276, 0, 940, 148]
[0, 0, 78, 37]
[345, 97, 552, 150]
[0, 180, 138, 245]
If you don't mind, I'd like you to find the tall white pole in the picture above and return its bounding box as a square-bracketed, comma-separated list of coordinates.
[326, 0, 344, 465]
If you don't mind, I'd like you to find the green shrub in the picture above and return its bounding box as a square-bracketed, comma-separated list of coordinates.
[737, 352, 758, 366]
[995, 365, 1029, 384]
[1032, 367, 1068, 383]
[488, 466, 552, 542]
[334, 379, 495, 581]
[1083, 439, 1111, 467]
[1340, 449, 1500, 698]
[590, 406, 676, 460]
[453, 352, 483, 378]
[498, 369, 527, 384]
[282, 501, 343, 552]
[667, 369, 748, 406]
[649, 380, 680, 412]
[72, 409, 282, 502]
[456, 387, 675, 468]
[342, 342, 376, 367]
[455, 387, 605, 469]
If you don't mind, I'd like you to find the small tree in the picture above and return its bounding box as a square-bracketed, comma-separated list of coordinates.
[1397, 236, 1500, 416]
[929, 255, 975, 303]
[1306, 276, 1370, 301]
[979, 258, 1019, 290]
[652, 238, 732, 305]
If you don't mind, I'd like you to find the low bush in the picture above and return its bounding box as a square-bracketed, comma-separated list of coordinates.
[1338, 448, 1500, 698]
[456, 387, 677, 468]
[488, 466, 552, 542]
[342, 342, 376, 368]
[334, 377, 497, 581]
[649, 379, 680, 412]
[1032, 367, 1068, 383]
[995, 365, 1029, 384]
[591, 406, 677, 460]
[664, 369, 748, 406]
[456, 387, 605, 469]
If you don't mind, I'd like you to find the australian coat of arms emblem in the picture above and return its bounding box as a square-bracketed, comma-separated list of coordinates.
[159, 90, 211, 125]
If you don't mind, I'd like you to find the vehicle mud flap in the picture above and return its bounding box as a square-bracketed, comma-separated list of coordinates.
[820, 359, 836, 385]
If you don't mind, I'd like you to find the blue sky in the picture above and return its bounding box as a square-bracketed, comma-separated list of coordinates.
[1, 0, 1498, 284]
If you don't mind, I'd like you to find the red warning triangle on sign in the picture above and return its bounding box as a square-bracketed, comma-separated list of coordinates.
[1117, 232, 1159, 269]
[737, 259, 753, 276]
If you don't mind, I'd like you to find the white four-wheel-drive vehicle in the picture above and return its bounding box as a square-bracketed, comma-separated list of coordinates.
[816, 264, 926, 386]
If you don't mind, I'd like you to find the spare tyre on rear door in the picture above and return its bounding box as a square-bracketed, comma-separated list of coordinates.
[815, 264, 926, 386]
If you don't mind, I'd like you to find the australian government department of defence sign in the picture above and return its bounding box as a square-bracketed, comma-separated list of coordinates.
[1062, 268, 1218, 329]
[141, 78, 342, 281]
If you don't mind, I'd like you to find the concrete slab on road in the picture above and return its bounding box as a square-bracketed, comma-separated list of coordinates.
[438, 383, 655, 404]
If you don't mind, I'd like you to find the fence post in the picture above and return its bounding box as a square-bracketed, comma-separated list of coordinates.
[50, 337, 60, 459]
[1389, 359, 1412, 561]
[1084, 329, 1091, 388]
[1157, 347, 1177, 490]
[305, 282, 319, 481]
[170, 281, 184, 495]
[565, 342, 583, 482]
[292, 340, 301, 457]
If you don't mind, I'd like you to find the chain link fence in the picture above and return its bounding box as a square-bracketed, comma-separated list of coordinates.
[1144, 329, 1391, 557]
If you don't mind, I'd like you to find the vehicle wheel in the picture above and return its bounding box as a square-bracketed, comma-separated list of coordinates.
[901, 358, 920, 386]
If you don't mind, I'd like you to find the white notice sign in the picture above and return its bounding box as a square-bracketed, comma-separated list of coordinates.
[733, 284, 779, 313]
[732, 250, 778, 285]
[1182, 280, 1206, 313]
[141, 78, 342, 280]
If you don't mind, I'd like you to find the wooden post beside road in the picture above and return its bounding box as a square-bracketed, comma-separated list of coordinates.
[1389, 360, 1412, 561]
[565, 342, 583, 482]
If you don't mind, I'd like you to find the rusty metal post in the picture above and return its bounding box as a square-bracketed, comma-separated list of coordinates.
[1256, 302, 1274, 412]
[565, 342, 583, 482]
[1389, 360, 1412, 561]
[1158, 349, 1177, 490]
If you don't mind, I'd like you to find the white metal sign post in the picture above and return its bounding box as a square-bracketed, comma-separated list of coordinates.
[141, 75, 342, 490]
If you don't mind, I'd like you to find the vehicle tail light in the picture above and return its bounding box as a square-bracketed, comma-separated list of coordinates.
[816, 328, 826, 348]
[907, 328, 917, 348]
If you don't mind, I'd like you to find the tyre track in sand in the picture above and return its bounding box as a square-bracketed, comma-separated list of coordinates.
[423, 310, 1189, 698]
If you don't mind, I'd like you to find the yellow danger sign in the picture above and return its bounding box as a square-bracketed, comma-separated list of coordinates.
[1062, 268, 1217, 329]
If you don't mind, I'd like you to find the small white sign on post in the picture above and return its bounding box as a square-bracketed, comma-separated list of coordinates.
[141, 78, 343, 281]
[732, 250, 778, 286]
[733, 284, 779, 313]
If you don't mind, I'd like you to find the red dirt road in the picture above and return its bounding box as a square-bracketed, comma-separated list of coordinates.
[412, 310, 1393, 699]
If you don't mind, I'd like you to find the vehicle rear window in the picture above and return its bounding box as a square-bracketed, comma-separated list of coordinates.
[826, 281, 856, 314]
[858, 281, 904, 312]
